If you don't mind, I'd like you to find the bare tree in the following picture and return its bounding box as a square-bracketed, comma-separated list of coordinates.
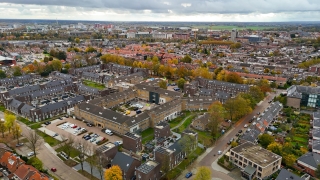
[25, 130, 42, 158]
[58, 135, 75, 158]
[96, 151, 108, 180]
[86, 144, 96, 177]
[76, 139, 89, 171]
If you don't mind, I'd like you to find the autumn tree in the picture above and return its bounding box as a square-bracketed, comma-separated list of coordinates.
[86, 144, 96, 177]
[0, 121, 6, 138]
[256, 79, 271, 94]
[181, 55, 192, 63]
[283, 154, 296, 167]
[258, 134, 275, 148]
[12, 123, 22, 144]
[225, 72, 243, 84]
[159, 80, 167, 89]
[51, 60, 63, 71]
[195, 166, 211, 180]
[177, 78, 186, 89]
[224, 95, 252, 122]
[25, 130, 42, 158]
[77, 140, 90, 171]
[267, 142, 282, 155]
[4, 113, 15, 134]
[75, 38, 80, 43]
[208, 101, 226, 138]
[104, 165, 123, 180]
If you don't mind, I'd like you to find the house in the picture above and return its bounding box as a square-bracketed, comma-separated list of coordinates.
[155, 141, 186, 170]
[229, 142, 282, 180]
[312, 112, 320, 129]
[122, 132, 142, 153]
[96, 143, 118, 162]
[296, 152, 320, 177]
[287, 85, 320, 109]
[154, 122, 170, 139]
[135, 161, 161, 180]
[275, 169, 305, 180]
[111, 152, 141, 180]
[192, 113, 210, 131]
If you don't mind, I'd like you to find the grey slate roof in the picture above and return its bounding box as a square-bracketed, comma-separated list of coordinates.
[111, 152, 134, 173]
[312, 140, 320, 152]
[135, 84, 182, 98]
[8, 85, 41, 96]
[312, 128, 320, 138]
[78, 84, 99, 93]
[38, 95, 85, 113]
[287, 85, 320, 98]
[136, 161, 159, 174]
[152, 99, 181, 114]
[207, 79, 249, 91]
[8, 99, 23, 108]
[276, 169, 303, 180]
[26, 85, 70, 99]
[0, 74, 32, 84]
[215, 91, 231, 100]
[313, 112, 320, 127]
[21, 103, 34, 114]
[168, 141, 183, 156]
[199, 88, 213, 96]
[297, 152, 320, 169]
[82, 72, 101, 79]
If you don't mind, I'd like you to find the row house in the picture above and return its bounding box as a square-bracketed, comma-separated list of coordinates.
[68, 65, 101, 76]
[76, 84, 118, 98]
[135, 161, 161, 180]
[29, 95, 86, 122]
[154, 122, 171, 139]
[0, 74, 34, 87]
[82, 72, 104, 84]
[122, 132, 142, 153]
[111, 152, 141, 180]
[0, 85, 41, 102]
[181, 97, 216, 111]
[155, 141, 186, 170]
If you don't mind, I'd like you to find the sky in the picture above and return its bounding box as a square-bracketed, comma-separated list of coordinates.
[0, 0, 319, 22]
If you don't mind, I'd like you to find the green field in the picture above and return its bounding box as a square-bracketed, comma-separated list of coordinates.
[192, 25, 276, 31]
[83, 80, 105, 90]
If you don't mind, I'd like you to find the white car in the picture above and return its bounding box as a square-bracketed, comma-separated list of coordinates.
[115, 141, 123, 145]
[244, 124, 248, 128]
[218, 150, 222, 155]
[27, 152, 35, 157]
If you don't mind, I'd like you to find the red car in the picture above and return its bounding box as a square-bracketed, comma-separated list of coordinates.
[51, 168, 57, 172]
[72, 125, 78, 129]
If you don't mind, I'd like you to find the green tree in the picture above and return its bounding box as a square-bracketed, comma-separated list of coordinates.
[195, 166, 211, 180]
[0, 70, 6, 79]
[75, 38, 80, 43]
[64, 63, 71, 70]
[43, 57, 49, 62]
[316, 164, 320, 178]
[27, 157, 43, 171]
[258, 134, 275, 148]
[51, 60, 63, 71]
[4, 113, 15, 134]
[179, 135, 196, 155]
[159, 80, 167, 89]
[224, 95, 252, 121]
[0, 122, 6, 138]
[181, 54, 192, 63]
[13, 66, 22, 77]
[267, 142, 282, 155]
[177, 78, 186, 89]
[208, 101, 226, 138]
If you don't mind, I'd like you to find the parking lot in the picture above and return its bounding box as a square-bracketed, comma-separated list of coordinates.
[43, 117, 122, 146]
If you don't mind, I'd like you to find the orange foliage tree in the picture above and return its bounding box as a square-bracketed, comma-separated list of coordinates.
[104, 165, 123, 180]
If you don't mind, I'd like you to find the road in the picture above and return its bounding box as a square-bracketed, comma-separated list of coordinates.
[177, 90, 283, 180]
[18, 122, 88, 180]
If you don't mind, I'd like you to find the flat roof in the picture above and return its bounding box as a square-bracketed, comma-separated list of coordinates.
[231, 142, 281, 167]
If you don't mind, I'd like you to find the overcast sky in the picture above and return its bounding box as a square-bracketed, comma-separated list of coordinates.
[0, 0, 319, 22]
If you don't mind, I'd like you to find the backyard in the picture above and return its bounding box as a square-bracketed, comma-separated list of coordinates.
[290, 112, 310, 148]
[168, 111, 192, 129]
[141, 128, 154, 144]
[83, 80, 105, 90]
[173, 114, 197, 133]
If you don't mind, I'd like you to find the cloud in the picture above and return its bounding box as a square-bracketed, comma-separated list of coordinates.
[0, 0, 319, 21]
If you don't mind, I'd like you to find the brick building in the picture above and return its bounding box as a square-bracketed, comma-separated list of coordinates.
[123, 132, 142, 153]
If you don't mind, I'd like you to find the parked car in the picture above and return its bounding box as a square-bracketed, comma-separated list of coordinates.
[51, 167, 57, 172]
[185, 172, 192, 178]
[87, 123, 93, 127]
[238, 130, 243, 133]
[115, 141, 123, 145]
[27, 152, 35, 157]
[16, 143, 24, 147]
[218, 150, 222, 155]
[52, 133, 58, 137]
[244, 124, 248, 128]
[136, 110, 142, 114]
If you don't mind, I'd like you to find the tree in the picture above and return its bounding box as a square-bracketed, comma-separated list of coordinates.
[64, 63, 71, 70]
[283, 154, 296, 167]
[208, 101, 225, 138]
[96, 151, 108, 180]
[161, 155, 171, 180]
[58, 135, 75, 158]
[224, 95, 252, 121]
[177, 78, 186, 89]
[316, 164, 320, 178]
[159, 80, 167, 89]
[181, 55, 192, 63]
[25, 130, 42, 158]
[194, 166, 211, 180]
[51, 60, 63, 71]
[0, 70, 6, 79]
[225, 72, 243, 84]
[0, 121, 6, 138]
[27, 157, 43, 171]
[256, 79, 271, 94]
[13, 66, 22, 76]
[258, 134, 275, 148]
[270, 81, 278, 89]
[104, 165, 123, 180]
[179, 134, 196, 155]
[77, 140, 89, 171]
[87, 145, 96, 177]
[44, 57, 49, 62]
[231, 141, 238, 148]
[267, 142, 282, 155]
[4, 113, 15, 134]
[12, 123, 22, 144]
[75, 38, 80, 43]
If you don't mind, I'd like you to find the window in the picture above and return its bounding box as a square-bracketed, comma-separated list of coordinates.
[254, 164, 257, 168]
[249, 161, 252, 166]
[258, 172, 261, 177]
[258, 167, 262, 171]
[244, 159, 247, 163]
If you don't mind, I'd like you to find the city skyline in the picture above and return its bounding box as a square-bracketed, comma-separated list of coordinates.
[0, 0, 319, 22]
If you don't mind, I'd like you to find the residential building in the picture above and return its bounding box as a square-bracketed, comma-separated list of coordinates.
[287, 85, 320, 109]
[111, 152, 141, 180]
[154, 122, 170, 139]
[296, 152, 320, 177]
[135, 161, 161, 180]
[229, 142, 282, 180]
[96, 143, 118, 162]
[155, 141, 186, 170]
[122, 132, 142, 153]
[275, 169, 305, 180]
[191, 113, 210, 131]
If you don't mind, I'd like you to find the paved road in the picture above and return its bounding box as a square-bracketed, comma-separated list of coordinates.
[177, 90, 284, 180]
[18, 122, 88, 180]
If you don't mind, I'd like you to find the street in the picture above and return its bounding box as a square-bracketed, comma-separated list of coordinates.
[177, 90, 283, 180]
[18, 122, 88, 180]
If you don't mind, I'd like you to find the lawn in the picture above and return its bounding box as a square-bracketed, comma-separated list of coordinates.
[36, 130, 61, 147]
[192, 25, 276, 31]
[17, 117, 34, 126]
[30, 123, 42, 129]
[191, 128, 214, 147]
[141, 128, 154, 144]
[176, 114, 196, 133]
[166, 147, 205, 179]
[83, 80, 105, 90]
[56, 145, 81, 158]
[0, 104, 5, 112]
[169, 111, 191, 129]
